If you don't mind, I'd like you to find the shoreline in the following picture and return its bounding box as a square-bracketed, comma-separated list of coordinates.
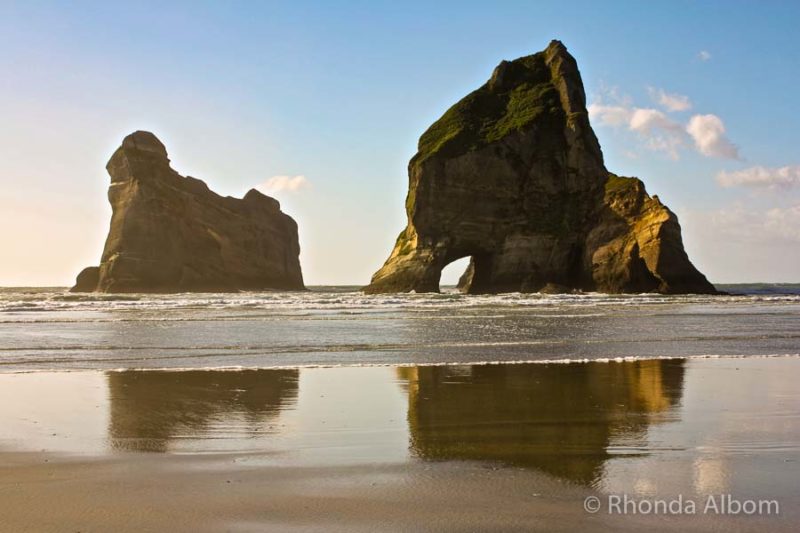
[1, 351, 799, 375]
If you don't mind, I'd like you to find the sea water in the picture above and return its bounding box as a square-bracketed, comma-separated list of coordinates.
[1, 285, 799, 372]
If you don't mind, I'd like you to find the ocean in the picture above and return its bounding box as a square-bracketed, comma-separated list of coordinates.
[2, 285, 799, 372]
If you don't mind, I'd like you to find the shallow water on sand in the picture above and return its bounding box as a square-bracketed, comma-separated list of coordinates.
[1, 358, 799, 502]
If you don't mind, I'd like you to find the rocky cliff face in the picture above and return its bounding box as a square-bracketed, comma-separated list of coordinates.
[71, 131, 305, 293]
[365, 40, 717, 294]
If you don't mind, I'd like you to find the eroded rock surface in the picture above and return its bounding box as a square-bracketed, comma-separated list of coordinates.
[72, 131, 305, 293]
[366, 41, 716, 294]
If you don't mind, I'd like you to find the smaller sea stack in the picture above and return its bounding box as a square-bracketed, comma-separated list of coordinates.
[72, 131, 305, 293]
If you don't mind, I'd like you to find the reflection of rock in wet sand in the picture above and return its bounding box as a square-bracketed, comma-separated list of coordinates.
[398, 360, 684, 485]
[107, 370, 299, 452]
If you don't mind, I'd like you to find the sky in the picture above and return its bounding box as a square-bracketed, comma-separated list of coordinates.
[1, 0, 799, 286]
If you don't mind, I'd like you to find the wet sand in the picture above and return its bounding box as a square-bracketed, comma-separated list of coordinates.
[0, 452, 598, 532]
[1, 357, 799, 531]
[6, 451, 788, 532]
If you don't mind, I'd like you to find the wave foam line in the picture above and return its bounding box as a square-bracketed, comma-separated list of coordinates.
[4, 353, 799, 374]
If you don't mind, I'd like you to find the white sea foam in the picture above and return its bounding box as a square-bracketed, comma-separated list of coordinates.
[2, 286, 800, 316]
[3, 352, 795, 374]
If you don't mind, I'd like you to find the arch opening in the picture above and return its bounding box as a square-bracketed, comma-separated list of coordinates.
[438, 256, 472, 293]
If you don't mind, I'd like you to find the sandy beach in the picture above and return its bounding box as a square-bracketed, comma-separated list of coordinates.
[1, 357, 798, 531]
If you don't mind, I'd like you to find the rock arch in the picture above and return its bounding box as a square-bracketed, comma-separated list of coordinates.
[365, 41, 717, 295]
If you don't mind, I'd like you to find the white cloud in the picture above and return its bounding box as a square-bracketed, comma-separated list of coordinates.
[587, 103, 632, 127]
[629, 108, 682, 133]
[257, 175, 310, 193]
[590, 88, 740, 160]
[717, 165, 800, 189]
[629, 108, 687, 158]
[648, 87, 692, 112]
[686, 114, 740, 159]
[589, 101, 687, 159]
[701, 203, 800, 243]
[698, 50, 712, 62]
[764, 205, 800, 241]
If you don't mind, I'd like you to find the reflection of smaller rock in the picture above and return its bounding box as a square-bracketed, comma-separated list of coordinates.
[107, 369, 299, 452]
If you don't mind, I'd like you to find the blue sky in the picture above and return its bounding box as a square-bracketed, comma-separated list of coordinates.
[1, 0, 799, 285]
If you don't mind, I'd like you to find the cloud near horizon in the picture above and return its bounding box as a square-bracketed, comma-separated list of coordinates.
[717, 165, 800, 189]
[679, 202, 800, 281]
[693, 203, 800, 243]
[698, 50, 712, 62]
[257, 175, 311, 194]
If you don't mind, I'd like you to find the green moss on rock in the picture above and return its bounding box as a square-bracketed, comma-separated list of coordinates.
[604, 173, 638, 195]
[412, 52, 563, 165]
[392, 228, 414, 256]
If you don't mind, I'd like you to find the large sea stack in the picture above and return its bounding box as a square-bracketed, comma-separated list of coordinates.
[71, 131, 305, 293]
[366, 40, 717, 295]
